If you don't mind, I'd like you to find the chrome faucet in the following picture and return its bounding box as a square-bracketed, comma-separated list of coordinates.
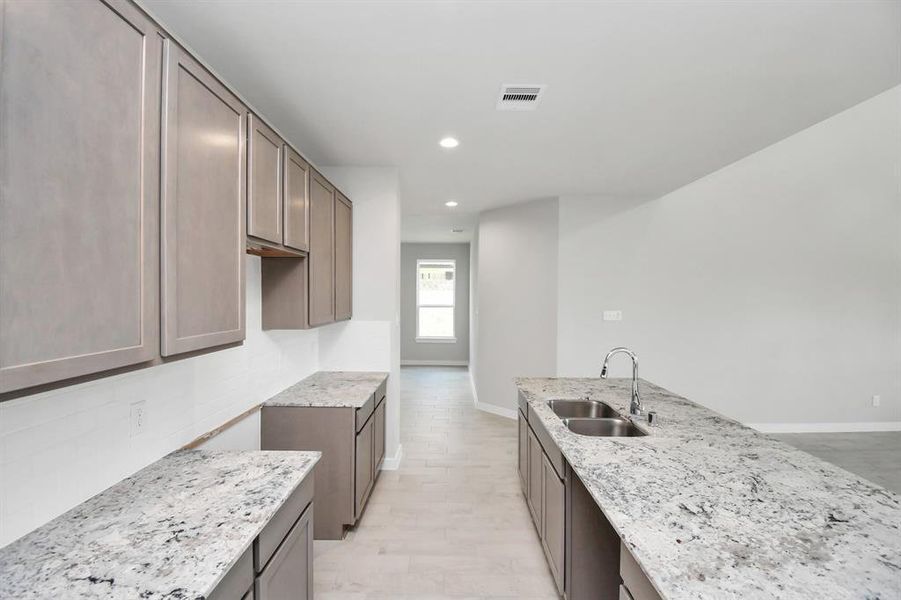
[600, 347, 642, 416]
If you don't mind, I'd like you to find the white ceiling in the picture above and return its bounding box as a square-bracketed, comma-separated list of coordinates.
[142, 0, 900, 242]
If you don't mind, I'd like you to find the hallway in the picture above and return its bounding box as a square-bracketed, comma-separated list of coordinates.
[314, 366, 558, 599]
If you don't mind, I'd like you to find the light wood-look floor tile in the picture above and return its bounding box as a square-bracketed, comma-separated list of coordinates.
[314, 366, 557, 599]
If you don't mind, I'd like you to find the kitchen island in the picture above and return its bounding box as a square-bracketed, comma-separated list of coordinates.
[0, 450, 320, 599]
[515, 377, 901, 600]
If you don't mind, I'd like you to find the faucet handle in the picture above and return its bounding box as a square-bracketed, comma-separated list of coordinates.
[647, 411, 660, 426]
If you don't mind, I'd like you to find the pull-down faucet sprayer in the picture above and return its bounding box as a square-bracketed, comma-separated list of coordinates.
[600, 347, 642, 416]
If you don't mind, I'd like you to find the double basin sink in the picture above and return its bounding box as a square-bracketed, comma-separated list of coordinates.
[547, 399, 646, 437]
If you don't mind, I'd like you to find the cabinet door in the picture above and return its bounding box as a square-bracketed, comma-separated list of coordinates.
[518, 412, 529, 494]
[255, 505, 313, 600]
[0, 0, 161, 393]
[542, 455, 565, 595]
[334, 193, 353, 321]
[283, 147, 310, 252]
[373, 399, 386, 469]
[161, 41, 246, 356]
[527, 427, 543, 529]
[354, 416, 374, 518]
[308, 171, 335, 326]
[247, 114, 283, 245]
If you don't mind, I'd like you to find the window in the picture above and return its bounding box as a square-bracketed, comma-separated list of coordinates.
[416, 259, 456, 342]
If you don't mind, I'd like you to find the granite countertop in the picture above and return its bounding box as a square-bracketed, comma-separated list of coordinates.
[264, 371, 388, 408]
[0, 449, 320, 599]
[515, 377, 901, 600]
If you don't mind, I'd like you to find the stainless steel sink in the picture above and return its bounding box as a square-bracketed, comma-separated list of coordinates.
[563, 418, 647, 437]
[548, 399, 624, 420]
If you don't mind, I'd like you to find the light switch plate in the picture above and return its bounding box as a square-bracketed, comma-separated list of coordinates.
[603, 310, 623, 321]
[872, 395, 881, 407]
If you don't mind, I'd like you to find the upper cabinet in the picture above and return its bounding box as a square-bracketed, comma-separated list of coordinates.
[160, 40, 246, 357]
[0, 0, 161, 393]
[335, 193, 353, 321]
[284, 147, 311, 252]
[0, 0, 353, 395]
[308, 171, 336, 327]
[247, 114, 284, 246]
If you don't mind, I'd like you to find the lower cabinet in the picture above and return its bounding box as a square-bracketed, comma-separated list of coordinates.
[354, 415, 375, 516]
[373, 399, 387, 472]
[518, 411, 529, 494]
[209, 472, 314, 600]
[542, 455, 565, 595]
[527, 427, 544, 528]
[523, 412, 565, 595]
[261, 381, 387, 540]
[619, 542, 663, 600]
[255, 506, 313, 600]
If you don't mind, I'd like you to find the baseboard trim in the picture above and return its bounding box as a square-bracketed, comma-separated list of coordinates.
[475, 401, 518, 420]
[401, 360, 469, 367]
[468, 371, 517, 420]
[747, 421, 901, 434]
[380, 444, 404, 470]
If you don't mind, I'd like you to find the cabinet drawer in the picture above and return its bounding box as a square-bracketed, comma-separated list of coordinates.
[527, 406, 565, 480]
[254, 474, 314, 572]
[208, 545, 253, 600]
[518, 392, 529, 418]
[255, 504, 313, 600]
[620, 543, 662, 600]
[355, 394, 375, 432]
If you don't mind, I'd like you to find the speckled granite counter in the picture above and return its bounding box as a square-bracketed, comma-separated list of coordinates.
[265, 371, 388, 408]
[515, 377, 901, 600]
[0, 450, 319, 599]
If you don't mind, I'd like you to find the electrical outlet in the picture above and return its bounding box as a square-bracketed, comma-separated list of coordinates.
[872, 395, 881, 408]
[603, 310, 623, 321]
[130, 400, 147, 437]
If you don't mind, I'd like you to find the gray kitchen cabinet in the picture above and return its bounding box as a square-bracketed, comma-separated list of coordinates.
[527, 427, 543, 529]
[354, 415, 375, 516]
[620, 543, 663, 600]
[308, 170, 336, 326]
[247, 114, 284, 246]
[518, 411, 529, 494]
[161, 40, 246, 356]
[0, 0, 161, 393]
[335, 192, 353, 321]
[284, 146, 310, 252]
[255, 505, 314, 600]
[261, 383, 386, 540]
[542, 454, 565, 595]
[208, 546, 253, 600]
[373, 395, 387, 471]
[566, 465, 622, 600]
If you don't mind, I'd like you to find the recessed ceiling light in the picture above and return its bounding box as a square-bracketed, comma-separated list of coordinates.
[445, 201, 458, 207]
[439, 137, 459, 149]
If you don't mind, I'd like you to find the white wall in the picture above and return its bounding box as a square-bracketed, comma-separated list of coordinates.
[319, 167, 402, 463]
[557, 86, 901, 428]
[0, 256, 320, 546]
[400, 243, 470, 365]
[473, 199, 559, 414]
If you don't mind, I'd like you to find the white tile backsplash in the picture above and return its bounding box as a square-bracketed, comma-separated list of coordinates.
[0, 256, 320, 547]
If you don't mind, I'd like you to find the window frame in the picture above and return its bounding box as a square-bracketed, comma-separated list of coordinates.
[415, 258, 457, 343]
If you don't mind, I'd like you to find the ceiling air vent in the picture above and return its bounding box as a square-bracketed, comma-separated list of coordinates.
[497, 84, 546, 111]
